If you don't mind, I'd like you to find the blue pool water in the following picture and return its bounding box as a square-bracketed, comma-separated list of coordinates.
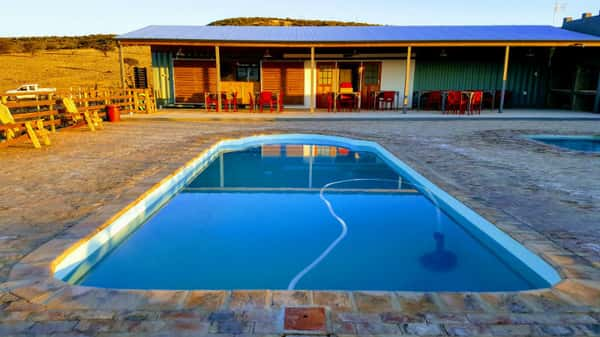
[67, 140, 555, 291]
[529, 135, 600, 153]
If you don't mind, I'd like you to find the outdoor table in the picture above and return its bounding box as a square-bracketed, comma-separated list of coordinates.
[205, 92, 237, 112]
[416, 90, 448, 112]
[254, 91, 281, 112]
[333, 92, 361, 112]
[372, 91, 401, 111]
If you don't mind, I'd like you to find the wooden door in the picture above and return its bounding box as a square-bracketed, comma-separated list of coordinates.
[262, 62, 305, 105]
[361, 62, 381, 109]
[316, 62, 335, 109]
[173, 60, 216, 103]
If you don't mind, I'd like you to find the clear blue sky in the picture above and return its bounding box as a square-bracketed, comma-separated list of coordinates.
[1, 0, 596, 37]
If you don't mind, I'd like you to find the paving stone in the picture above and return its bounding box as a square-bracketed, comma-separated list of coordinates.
[0, 321, 34, 335]
[29, 320, 79, 334]
[208, 310, 235, 321]
[253, 318, 281, 334]
[183, 291, 227, 311]
[75, 319, 115, 333]
[425, 313, 469, 324]
[228, 290, 268, 309]
[444, 323, 492, 336]
[209, 317, 251, 334]
[402, 322, 445, 336]
[381, 311, 425, 323]
[488, 324, 533, 336]
[136, 290, 187, 310]
[478, 294, 535, 313]
[555, 280, 600, 307]
[533, 325, 579, 336]
[354, 291, 396, 313]
[396, 293, 442, 314]
[355, 321, 401, 335]
[313, 291, 354, 312]
[437, 293, 487, 313]
[518, 290, 583, 313]
[336, 312, 382, 323]
[166, 319, 209, 334]
[270, 290, 311, 308]
[331, 320, 356, 334]
[578, 324, 600, 336]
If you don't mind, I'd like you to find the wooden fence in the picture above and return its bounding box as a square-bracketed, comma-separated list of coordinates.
[1, 88, 156, 146]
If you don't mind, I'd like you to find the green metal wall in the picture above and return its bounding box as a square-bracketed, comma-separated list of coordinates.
[151, 51, 175, 107]
[413, 61, 549, 108]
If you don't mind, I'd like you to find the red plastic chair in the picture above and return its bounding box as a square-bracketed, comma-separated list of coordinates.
[247, 92, 255, 112]
[205, 93, 218, 112]
[423, 91, 442, 110]
[325, 92, 334, 112]
[220, 93, 231, 112]
[377, 91, 396, 110]
[337, 94, 356, 112]
[229, 92, 238, 112]
[469, 91, 483, 115]
[446, 91, 463, 114]
[277, 93, 284, 112]
[258, 91, 277, 113]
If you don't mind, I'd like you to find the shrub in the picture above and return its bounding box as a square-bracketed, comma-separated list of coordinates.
[92, 39, 116, 56]
[0, 40, 17, 54]
[22, 40, 46, 56]
[124, 57, 139, 67]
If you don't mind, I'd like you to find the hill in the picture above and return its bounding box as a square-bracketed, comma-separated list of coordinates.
[208, 17, 376, 26]
[0, 17, 377, 92]
[0, 47, 150, 92]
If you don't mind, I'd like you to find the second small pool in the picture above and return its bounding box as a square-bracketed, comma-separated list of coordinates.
[528, 135, 600, 153]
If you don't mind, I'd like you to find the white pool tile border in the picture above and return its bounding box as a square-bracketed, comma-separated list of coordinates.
[53, 134, 562, 287]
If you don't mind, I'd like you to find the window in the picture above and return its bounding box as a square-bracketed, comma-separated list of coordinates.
[236, 64, 259, 82]
[318, 66, 333, 85]
[364, 64, 379, 85]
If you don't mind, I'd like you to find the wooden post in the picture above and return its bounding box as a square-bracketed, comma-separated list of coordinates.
[48, 93, 56, 133]
[499, 46, 510, 113]
[402, 46, 412, 113]
[118, 42, 126, 89]
[310, 47, 316, 113]
[215, 46, 222, 112]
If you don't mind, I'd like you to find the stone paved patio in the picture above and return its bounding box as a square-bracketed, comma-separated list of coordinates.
[0, 119, 598, 336]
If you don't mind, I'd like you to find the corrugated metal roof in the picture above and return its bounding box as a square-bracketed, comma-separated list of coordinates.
[117, 25, 600, 42]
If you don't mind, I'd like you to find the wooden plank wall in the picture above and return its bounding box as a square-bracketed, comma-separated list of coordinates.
[262, 62, 305, 105]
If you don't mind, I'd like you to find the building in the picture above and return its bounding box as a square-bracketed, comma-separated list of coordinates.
[117, 15, 600, 112]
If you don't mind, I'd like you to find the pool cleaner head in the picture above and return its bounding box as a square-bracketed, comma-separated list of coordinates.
[420, 232, 457, 272]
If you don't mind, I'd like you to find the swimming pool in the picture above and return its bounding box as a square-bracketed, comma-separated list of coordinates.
[54, 134, 560, 291]
[528, 135, 600, 153]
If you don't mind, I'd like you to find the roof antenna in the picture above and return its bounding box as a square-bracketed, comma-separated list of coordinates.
[553, 1, 567, 26]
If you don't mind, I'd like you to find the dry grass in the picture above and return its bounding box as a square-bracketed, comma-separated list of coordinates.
[0, 46, 151, 92]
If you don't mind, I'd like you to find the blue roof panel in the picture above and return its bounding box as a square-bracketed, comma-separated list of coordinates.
[117, 25, 600, 42]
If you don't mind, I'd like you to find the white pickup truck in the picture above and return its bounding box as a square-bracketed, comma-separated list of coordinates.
[5, 84, 56, 100]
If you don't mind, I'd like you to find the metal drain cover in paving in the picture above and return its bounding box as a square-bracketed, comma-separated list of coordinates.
[284, 307, 327, 332]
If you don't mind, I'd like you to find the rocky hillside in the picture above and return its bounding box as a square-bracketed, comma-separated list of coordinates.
[208, 17, 376, 26]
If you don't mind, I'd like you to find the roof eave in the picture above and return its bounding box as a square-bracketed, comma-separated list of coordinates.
[116, 38, 600, 48]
